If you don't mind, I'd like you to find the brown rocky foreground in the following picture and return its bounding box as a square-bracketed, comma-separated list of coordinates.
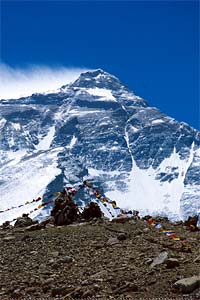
[0, 218, 199, 300]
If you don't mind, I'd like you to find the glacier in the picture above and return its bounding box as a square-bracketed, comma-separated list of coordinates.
[0, 69, 199, 224]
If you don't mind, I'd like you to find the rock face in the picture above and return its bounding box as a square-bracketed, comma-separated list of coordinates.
[0, 69, 200, 224]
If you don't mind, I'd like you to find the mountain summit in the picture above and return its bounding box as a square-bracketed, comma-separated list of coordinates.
[0, 69, 199, 224]
[70, 69, 124, 90]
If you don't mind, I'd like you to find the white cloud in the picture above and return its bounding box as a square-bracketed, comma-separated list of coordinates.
[0, 63, 88, 100]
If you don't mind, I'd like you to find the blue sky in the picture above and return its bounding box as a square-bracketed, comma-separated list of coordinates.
[1, 1, 199, 129]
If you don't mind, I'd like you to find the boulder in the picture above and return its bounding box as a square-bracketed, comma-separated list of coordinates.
[3, 235, 15, 241]
[51, 251, 60, 258]
[14, 214, 37, 228]
[173, 276, 200, 293]
[117, 233, 127, 241]
[1, 221, 12, 230]
[59, 256, 73, 263]
[107, 237, 119, 246]
[165, 258, 179, 269]
[150, 251, 168, 268]
[111, 216, 132, 224]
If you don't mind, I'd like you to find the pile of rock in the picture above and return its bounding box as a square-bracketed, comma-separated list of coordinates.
[184, 215, 199, 231]
[51, 192, 79, 226]
[81, 202, 102, 221]
[14, 213, 38, 227]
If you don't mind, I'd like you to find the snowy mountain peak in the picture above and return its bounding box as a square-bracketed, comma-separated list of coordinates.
[0, 70, 199, 225]
[70, 69, 124, 91]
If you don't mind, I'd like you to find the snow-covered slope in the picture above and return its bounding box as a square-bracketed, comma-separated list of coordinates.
[0, 69, 199, 224]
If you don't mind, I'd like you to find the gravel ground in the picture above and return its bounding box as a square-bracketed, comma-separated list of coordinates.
[0, 219, 199, 300]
